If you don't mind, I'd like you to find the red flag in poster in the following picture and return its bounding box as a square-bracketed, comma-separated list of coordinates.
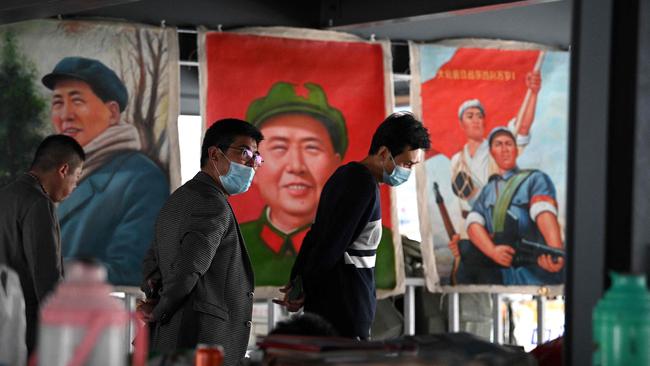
[421, 48, 542, 158]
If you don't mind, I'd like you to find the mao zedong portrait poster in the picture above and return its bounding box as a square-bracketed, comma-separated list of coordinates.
[202, 31, 402, 297]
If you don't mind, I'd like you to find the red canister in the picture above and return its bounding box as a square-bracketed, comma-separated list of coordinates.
[195, 344, 224, 366]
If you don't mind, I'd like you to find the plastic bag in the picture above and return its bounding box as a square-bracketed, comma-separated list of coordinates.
[0, 264, 27, 366]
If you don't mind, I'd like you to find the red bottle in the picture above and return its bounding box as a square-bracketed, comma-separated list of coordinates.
[195, 344, 224, 366]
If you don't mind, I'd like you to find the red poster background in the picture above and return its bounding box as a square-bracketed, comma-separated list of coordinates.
[204, 32, 390, 226]
[422, 48, 540, 159]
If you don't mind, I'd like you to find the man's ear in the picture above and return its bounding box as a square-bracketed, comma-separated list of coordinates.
[377, 146, 390, 160]
[106, 101, 121, 126]
[208, 146, 221, 161]
[58, 163, 70, 178]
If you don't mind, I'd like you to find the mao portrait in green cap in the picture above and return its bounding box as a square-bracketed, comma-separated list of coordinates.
[240, 81, 396, 290]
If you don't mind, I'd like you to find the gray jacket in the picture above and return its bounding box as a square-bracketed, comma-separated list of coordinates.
[0, 173, 63, 353]
[142, 172, 254, 365]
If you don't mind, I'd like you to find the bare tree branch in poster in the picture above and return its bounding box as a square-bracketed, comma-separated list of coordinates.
[120, 28, 169, 170]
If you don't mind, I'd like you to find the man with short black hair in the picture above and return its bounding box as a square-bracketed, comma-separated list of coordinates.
[0, 134, 84, 355]
[140, 119, 263, 366]
[275, 112, 431, 340]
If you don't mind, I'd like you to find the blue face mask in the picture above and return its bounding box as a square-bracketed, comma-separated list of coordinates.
[214, 153, 255, 195]
[382, 154, 411, 186]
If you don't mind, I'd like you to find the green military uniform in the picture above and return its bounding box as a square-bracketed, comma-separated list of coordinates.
[241, 207, 397, 288]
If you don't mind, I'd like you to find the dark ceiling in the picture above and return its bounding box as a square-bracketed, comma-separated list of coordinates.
[1, 0, 571, 47]
[0, 0, 321, 29]
[333, 0, 572, 48]
[73, 0, 322, 29]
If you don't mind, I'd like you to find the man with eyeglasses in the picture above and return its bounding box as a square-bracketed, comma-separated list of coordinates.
[139, 119, 264, 366]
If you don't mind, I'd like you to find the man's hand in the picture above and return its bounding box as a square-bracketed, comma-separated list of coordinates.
[526, 71, 542, 94]
[538, 254, 564, 272]
[272, 283, 304, 312]
[490, 245, 515, 267]
[136, 298, 157, 323]
[448, 234, 461, 258]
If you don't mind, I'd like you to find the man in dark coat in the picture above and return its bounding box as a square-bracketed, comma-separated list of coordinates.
[275, 112, 431, 340]
[0, 135, 85, 355]
[140, 119, 263, 366]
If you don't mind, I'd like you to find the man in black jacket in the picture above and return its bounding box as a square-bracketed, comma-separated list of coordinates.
[0, 135, 85, 355]
[275, 112, 430, 339]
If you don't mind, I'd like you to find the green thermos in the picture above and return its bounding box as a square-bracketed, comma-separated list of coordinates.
[593, 272, 650, 365]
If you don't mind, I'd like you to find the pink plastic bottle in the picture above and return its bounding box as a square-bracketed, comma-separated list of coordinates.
[37, 260, 146, 366]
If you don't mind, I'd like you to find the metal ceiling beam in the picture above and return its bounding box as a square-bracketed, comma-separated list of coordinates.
[0, 0, 142, 25]
[324, 0, 561, 28]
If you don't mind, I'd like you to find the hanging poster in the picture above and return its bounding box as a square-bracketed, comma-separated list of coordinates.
[200, 27, 402, 298]
[411, 41, 569, 293]
[0, 19, 180, 286]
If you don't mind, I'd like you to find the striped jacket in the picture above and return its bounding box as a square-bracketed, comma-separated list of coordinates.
[291, 162, 381, 339]
[142, 172, 254, 366]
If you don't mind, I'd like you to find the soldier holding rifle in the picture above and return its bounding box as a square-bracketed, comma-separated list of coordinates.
[454, 127, 564, 285]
